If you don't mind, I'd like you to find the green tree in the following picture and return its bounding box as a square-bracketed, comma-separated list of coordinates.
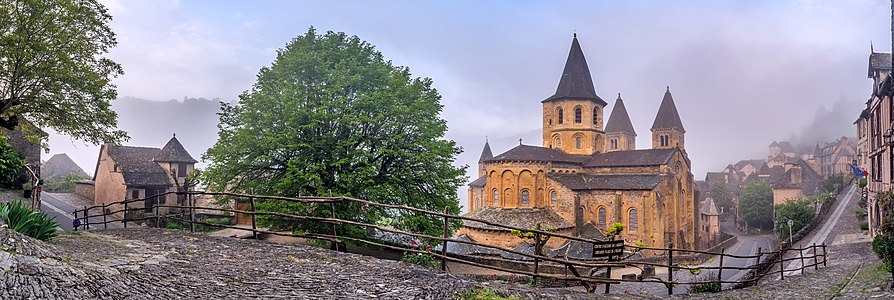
[710, 183, 734, 215]
[0, 135, 24, 188]
[201, 28, 466, 242]
[0, 0, 127, 144]
[872, 191, 894, 281]
[773, 199, 814, 240]
[739, 180, 774, 230]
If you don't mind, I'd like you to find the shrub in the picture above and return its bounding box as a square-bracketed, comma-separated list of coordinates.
[860, 222, 869, 231]
[687, 271, 721, 293]
[773, 199, 815, 240]
[401, 239, 437, 268]
[0, 136, 25, 189]
[856, 210, 867, 219]
[0, 200, 61, 241]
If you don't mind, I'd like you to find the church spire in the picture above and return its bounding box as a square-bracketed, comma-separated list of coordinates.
[651, 86, 685, 132]
[542, 34, 606, 106]
[478, 139, 493, 163]
[605, 93, 636, 135]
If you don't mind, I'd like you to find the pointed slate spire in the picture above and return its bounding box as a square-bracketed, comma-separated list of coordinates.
[478, 139, 493, 163]
[542, 34, 606, 106]
[153, 134, 198, 163]
[651, 86, 685, 132]
[605, 93, 636, 135]
[814, 143, 823, 157]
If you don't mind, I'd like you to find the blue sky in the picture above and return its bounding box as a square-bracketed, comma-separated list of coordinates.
[49, 0, 892, 207]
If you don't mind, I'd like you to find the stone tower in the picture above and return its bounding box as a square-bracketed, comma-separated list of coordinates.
[605, 93, 636, 152]
[651, 87, 685, 149]
[542, 34, 607, 155]
[477, 139, 493, 177]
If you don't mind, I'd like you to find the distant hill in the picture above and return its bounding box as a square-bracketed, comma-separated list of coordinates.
[42, 153, 87, 181]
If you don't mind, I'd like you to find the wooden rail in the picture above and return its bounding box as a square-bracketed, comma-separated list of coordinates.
[72, 191, 827, 295]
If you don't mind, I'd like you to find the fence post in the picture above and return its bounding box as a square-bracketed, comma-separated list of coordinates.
[249, 194, 258, 240]
[533, 223, 541, 286]
[189, 193, 196, 233]
[778, 249, 784, 280]
[123, 200, 128, 228]
[84, 206, 89, 230]
[441, 206, 449, 272]
[605, 234, 613, 294]
[822, 243, 827, 267]
[329, 191, 338, 252]
[667, 245, 674, 296]
[102, 203, 108, 229]
[798, 245, 805, 275]
[717, 248, 724, 285]
[812, 243, 818, 271]
[72, 210, 78, 231]
[155, 204, 160, 229]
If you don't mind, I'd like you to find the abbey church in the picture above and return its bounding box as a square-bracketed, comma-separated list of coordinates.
[460, 35, 699, 254]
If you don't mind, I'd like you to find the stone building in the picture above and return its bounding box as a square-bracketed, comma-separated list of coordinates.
[770, 160, 822, 206]
[699, 197, 721, 248]
[813, 137, 857, 177]
[81, 135, 197, 218]
[462, 35, 699, 255]
[857, 41, 894, 237]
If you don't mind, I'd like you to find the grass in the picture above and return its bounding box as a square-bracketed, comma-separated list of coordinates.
[455, 287, 523, 300]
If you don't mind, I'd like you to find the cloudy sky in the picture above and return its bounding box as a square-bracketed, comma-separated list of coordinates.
[48, 0, 889, 207]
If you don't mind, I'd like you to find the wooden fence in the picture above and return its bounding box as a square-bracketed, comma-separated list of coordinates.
[72, 191, 826, 295]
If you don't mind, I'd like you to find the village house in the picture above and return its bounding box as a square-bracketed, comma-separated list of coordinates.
[462, 34, 699, 257]
[857, 46, 893, 238]
[77, 135, 197, 218]
[699, 197, 721, 248]
[813, 137, 857, 178]
[770, 160, 823, 206]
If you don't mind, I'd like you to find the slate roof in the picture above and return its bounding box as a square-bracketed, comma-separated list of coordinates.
[153, 136, 198, 163]
[485, 145, 590, 164]
[478, 141, 493, 163]
[733, 159, 765, 171]
[605, 94, 636, 135]
[469, 176, 487, 188]
[542, 35, 606, 106]
[772, 160, 822, 190]
[869, 52, 892, 78]
[776, 141, 796, 153]
[651, 87, 685, 131]
[462, 208, 574, 231]
[549, 173, 665, 191]
[700, 197, 720, 216]
[584, 148, 676, 167]
[105, 145, 172, 187]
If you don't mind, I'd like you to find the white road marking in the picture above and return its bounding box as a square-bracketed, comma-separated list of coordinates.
[782, 184, 857, 277]
[42, 200, 73, 220]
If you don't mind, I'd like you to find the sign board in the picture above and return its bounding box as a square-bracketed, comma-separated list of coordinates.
[592, 240, 625, 259]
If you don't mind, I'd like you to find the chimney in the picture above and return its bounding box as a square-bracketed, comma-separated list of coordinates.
[783, 162, 795, 173]
[791, 164, 803, 185]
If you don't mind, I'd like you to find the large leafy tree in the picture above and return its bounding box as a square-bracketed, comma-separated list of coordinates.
[202, 28, 466, 241]
[773, 199, 814, 240]
[710, 183, 734, 215]
[739, 180, 774, 230]
[0, 0, 127, 144]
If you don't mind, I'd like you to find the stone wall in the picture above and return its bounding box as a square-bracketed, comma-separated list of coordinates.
[74, 180, 94, 202]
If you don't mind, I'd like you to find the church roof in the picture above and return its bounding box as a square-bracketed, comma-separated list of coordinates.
[651, 87, 685, 132]
[153, 135, 197, 163]
[485, 144, 590, 164]
[605, 94, 636, 135]
[700, 197, 721, 216]
[469, 176, 487, 187]
[548, 173, 666, 191]
[462, 208, 574, 231]
[584, 148, 677, 167]
[478, 140, 493, 163]
[542, 35, 606, 106]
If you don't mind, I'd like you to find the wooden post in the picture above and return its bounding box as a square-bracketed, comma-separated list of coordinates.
[441, 206, 449, 272]
[717, 248, 724, 285]
[155, 204, 160, 229]
[102, 203, 108, 229]
[812, 243, 818, 271]
[755, 247, 762, 266]
[534, 223, 541, 286]
[779, 249, 784, 280]
[72, 210, 78, 231]
[123, 200, 128, 228]
[249, 195, 258, 240]
[605, 234, 613, 294]
[798, 245, 805, 275]
[667, 245, 674, 295]
[329, 190, 338, 251]
[84, 206, 89, 230]
[189, 193, 196, 233]
[822, 243, 827, 267]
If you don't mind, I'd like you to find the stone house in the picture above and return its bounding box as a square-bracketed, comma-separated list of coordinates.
[462, 35, 699, 257]
[814, 137, 857, 178]
[770, 160, 822, 206]
[699, 197, 721, 248]
[85, 135, 197, 218]
[858, 44, 894, 238]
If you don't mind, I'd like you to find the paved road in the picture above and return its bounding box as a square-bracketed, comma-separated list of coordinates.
[781, 183, 858, 277]
[716, 221, 776, 288]
[39, 193, 120, 231]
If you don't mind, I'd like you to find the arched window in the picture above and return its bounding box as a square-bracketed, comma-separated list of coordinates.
[476, 197, 481, 208]
[493, 189, 499, 205]
[550, 191, 557, 205]
[574, 106, 582, 123]
[555, 137, 562, 148]
[629, 208, 639, 232]
[598, 207, 606, 229]
[557, 107, 564, 124]
[575, 137, 582, 149]
[520, 189, 530, 206]
[593, 107, 599, 125]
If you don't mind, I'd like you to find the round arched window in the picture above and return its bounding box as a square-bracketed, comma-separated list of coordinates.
[550, 191, 557, 205]
[520, 190, 530, 206]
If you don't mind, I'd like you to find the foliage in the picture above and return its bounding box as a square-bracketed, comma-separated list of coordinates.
[201, 27, 466, 243]
[44, 173, 90, 192]
[0, 135, 24, 188]
[739, 180, 774, 230]
[856, 209, 867, 219]
[822, 173, 847, 194]
[773, 199, 815, 240]
[710, 183, 734, 214]
[811, 192, 833, 204]
[455, 287, 523, 300]
[860, 222, 869, 231]
[401, 239, 437, 268]
[687, 271, 721, 293]
[859, 177, 868, 188]
[0, 0, 127, 144]
[606, 222, 624, 238]
[871, 191, 894, 280]
[0, 200, 60, 240]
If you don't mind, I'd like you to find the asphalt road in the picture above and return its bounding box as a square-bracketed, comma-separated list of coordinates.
[39, 193, 120, 231]
[717, 221, 776, 287]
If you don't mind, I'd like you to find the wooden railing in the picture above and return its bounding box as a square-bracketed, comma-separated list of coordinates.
[72, 191, 826, 295]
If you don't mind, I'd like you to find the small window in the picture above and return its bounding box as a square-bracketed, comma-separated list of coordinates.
[179, 163, 188, 178]
[520, 190, 530, 206]
[476, 197, 481, 208]
[557, 107, 564, 124]
[493, 190, 499, 205]
[575, 137, 582, 149]
[574, 106, 582, 123]
[598, 207, 606, 229]
[593, 107, 599, 125]
[629, 208, 639, 232]
[550, 191, 557, 205]
[132, 190, 139, 199]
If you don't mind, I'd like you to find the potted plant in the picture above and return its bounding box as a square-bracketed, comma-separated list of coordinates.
[22, 182, 32, 198]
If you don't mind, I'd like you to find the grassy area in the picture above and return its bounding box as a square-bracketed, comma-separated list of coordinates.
[455, 287, 523, 300]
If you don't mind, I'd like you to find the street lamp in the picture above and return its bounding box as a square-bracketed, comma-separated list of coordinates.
[787, 219, 794, 245]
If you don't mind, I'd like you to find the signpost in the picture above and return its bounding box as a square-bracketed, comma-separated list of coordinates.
[787, 219, 794, 245]
[592, 239, 624, 294]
